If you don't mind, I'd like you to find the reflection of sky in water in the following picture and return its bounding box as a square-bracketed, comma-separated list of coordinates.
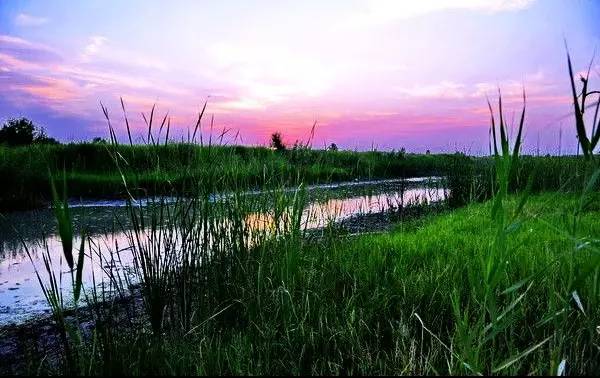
[0, 232, 137, 325]
[303, 187, 445, 228]
[0, 179, 445, 325]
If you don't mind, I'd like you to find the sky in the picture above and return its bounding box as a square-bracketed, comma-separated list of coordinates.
[1, 0, 599, 154]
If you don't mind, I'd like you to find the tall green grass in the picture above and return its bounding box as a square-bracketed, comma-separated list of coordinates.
[566, 47, 600, 160]
[0, 142, 593, 212]
[8, 52, 600, 376]
[15, 98, 598, 375]
[24, 192, 600, 374]
[0, 142, 460, 211]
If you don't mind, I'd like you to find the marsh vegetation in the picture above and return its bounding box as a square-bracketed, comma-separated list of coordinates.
[0, 51, 599, 376]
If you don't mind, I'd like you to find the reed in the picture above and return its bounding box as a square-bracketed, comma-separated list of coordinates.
[566, 47, 600, 160]
[8, 59, 600, 375]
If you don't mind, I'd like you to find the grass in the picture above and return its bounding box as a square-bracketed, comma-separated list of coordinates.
[0, 143, 461, 210]
[9, 117, 598, 375]
[16, 192, 599, 375]
[2, 46, 600, 376]
[1, 125, 599, 376]
[1, 149, 598, 375]
[566, 47, 600, 160]
[0, 142, 594, 211]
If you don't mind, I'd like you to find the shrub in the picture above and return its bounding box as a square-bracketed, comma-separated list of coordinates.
[0, 118, 59, 146]
[270, 132, 286, 152]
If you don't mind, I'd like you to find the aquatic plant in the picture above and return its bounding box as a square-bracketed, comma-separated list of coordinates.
[10, 84, 600, 376]
[566, 47, 600, 160]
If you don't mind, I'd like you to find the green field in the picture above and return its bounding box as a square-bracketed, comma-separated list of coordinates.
[0, 142, 592, 211]
[1, 88, 599, 376]
[5, 191, 598, 375]
[0, 143, 455, 210]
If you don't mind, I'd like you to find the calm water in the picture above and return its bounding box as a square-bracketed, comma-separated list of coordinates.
[0, 178, 445, 325]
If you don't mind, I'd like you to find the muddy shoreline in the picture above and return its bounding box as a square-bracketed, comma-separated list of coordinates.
[1, 202, 448, 374]
[0, 204, 446, 342]
[0, 291, 145, 375]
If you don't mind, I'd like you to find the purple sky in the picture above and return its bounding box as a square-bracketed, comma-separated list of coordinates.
[1, 0, 599, 153]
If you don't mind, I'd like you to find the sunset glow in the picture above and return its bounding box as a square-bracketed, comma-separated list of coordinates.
[1, 0, 599, 153]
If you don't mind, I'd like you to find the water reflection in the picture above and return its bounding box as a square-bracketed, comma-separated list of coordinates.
[0, 178, 445, 325]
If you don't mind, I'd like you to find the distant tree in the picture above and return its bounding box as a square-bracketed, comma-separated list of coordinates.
[0, 118, 59, 146]
[328, 143, 338, 151]
[0, 118, 36, 146]
[425, 149, 431, 155]
[35, 129, 60, 145]
[270, 132, 286, 151]
[92, 137, 108, 144]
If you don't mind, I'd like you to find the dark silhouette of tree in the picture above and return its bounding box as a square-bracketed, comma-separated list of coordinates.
[328, 143, 338, 151]
[270, 132, 286, 151]
[0, 118, 59, 146]
[396, 147, 406, 159]
[35, 129, 59, 145]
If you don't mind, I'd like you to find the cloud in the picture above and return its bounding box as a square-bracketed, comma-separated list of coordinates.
[206, 42, 333, 111]
[78, 35, 169, 73]
[14, 13, 49, 27]
[81, 36, 108, 61]
[0, 35, 61, 72]
[15, 77, 79, 102]
[0, 35, 56, 54]
[394, 70, 556, 104]
[1, 69, 87, 118]
[471, 70, 557, 99]
[213, 98, 266, 111]
[343, 0, 536, 27]
[397, 81, 467, 99]
[0, 52, 38, 71]
[0, 34, 203, 128]
[0, 35, 36, 47]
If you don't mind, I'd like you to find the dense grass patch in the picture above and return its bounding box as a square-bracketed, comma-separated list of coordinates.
[23, 192, 600, 375]
[0, 143, 457, 210]
[0, 142, 594, 211]
[4, 39, 600, 377]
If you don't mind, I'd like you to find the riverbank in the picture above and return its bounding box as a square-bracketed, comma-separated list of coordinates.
[0, 143, 591, 212]
[2, 192, 599, 375]
[0, 177, 445, 326]
[0, 199, 446, 374]
[0, 143, 458, 211]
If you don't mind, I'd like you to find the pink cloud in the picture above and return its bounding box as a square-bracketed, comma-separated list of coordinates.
[16, 77, 79, 101]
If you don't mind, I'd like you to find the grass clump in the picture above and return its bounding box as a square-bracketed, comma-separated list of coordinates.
[0, 143, 461, 211]
[566, 47, 600, 160]
[22, 192, 599, 375]
[6, 51, 600, 376]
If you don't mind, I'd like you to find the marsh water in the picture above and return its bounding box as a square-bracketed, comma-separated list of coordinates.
[0, 177, 445, 325]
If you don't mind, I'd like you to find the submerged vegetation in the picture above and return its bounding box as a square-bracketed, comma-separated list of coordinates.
[0, 48, 599, 377]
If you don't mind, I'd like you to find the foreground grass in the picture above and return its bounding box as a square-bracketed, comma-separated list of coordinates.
[27, 192, 599, 375]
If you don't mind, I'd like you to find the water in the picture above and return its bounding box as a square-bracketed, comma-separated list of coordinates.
[0, 178, 446, 325]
